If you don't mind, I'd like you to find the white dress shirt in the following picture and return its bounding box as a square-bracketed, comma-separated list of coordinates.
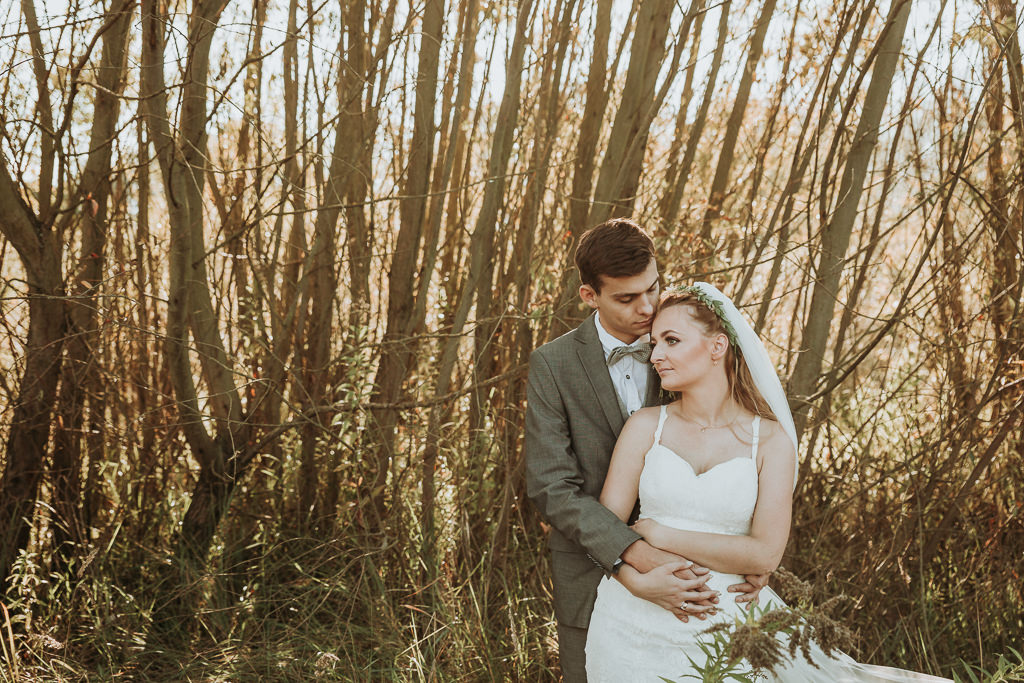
[595, 312, 650, 417]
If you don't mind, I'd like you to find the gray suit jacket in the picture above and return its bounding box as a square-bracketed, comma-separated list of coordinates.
[525, 313, 662, 628]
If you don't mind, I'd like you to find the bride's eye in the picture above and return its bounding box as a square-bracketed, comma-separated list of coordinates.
[665, 336, 678, 345]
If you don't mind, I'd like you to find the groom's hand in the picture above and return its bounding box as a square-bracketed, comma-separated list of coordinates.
[621, 541, 717, 620]
[728, 572, 769, 608]
[617, 561, 719, 623]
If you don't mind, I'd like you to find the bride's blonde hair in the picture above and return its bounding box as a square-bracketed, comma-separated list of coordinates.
[657, 290, 777, 420]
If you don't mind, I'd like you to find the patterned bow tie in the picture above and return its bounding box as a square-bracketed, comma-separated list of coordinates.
[607, 342, 652, 366]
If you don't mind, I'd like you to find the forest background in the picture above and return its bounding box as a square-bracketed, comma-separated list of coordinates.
[0, 0, 1022, 679]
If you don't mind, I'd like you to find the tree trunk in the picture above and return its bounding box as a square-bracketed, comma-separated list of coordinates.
[987, 0, 1024, 368]
[546, 0, 615, 338]
[421, 0, 534, 577]
[0, 176, 64, 588]
[753, 1, 874, 331]
[825, 8, 941, 390]
[0, 0, 110, 588]
[366, 0, 446, 526]
[567, 0, 613, 239]
[141, 0, 254, 632]
[19, 0, 55, 224]
[698, 0, 778, 251]
[486, 1, 580, 573]
[657, 0, 705, 227]
[50, 0, 133, 571]
[734, 0, 800, 299]
[588, 0, 677, 226]
[256, 0, 304, 512]
[658, 0, 730, 234]
[788, 0, 913, 436]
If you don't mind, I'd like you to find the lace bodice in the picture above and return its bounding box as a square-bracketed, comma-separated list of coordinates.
[638, 405, 760, 537]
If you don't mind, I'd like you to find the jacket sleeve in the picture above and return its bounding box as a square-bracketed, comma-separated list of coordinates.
[524, 349, 641, 572]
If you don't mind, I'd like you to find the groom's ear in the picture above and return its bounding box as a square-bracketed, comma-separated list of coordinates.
[579, 284, 599, 309]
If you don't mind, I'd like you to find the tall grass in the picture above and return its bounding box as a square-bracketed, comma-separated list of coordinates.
[1, 466, 558, 680]
[3, 451, 1020, 682]
[1, 342, 1020, 682]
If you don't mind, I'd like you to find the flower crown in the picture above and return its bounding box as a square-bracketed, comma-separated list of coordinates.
[669, 285, 740, 348]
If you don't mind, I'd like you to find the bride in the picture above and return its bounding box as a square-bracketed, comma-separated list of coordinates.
[584, 283, 949, 682]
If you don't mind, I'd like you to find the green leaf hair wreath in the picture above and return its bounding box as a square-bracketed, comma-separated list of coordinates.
[671, 285, 740, 348]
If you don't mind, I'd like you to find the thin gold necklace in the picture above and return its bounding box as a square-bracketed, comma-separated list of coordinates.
[676, 408, 737, 432]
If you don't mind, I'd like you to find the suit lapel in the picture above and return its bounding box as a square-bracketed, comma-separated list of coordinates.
[644, 364, 663, 407]
[575, 314, 625, 435]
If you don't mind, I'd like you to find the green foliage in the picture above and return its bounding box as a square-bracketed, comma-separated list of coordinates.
[667, 569, 855, 683]
[670, 628, 758, 682]
[953, 649, 1024, 683]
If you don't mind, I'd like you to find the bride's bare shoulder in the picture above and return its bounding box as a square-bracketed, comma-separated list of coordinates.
[756, 417, 796, 457]
[617, 407, 663, 449]
[630, 405, 663, 421]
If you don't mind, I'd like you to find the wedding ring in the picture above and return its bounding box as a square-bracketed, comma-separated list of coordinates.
[680, 602, 690, 610]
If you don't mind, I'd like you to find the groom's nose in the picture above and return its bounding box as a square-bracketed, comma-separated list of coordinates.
[638, 294, 656, 316]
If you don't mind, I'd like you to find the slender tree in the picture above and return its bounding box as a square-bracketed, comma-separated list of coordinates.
[788, 0, 913, 436]
[367, 0, 446, 525]
[0, 0, 135, 588]
[49, 0, 134, 571]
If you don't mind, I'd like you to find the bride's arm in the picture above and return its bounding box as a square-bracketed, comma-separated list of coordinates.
[633, 423, 795, 576]
[600, 411, 672, 583]
[600, 410, 717, 616]
[598, 409, 657, 523]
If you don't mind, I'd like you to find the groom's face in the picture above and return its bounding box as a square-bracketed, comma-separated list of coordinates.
[579, 259, 660, 344]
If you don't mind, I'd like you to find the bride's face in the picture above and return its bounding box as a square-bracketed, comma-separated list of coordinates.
[649, 305, 727, 391]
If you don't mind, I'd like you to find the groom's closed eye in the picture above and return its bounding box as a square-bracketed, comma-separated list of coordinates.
[616, 284, 658, 303]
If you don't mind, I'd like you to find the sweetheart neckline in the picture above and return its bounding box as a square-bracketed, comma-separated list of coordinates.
[646, 443, 754, 478]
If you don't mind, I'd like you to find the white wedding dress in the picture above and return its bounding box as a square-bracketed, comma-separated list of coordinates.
[585, 406, 949, 682]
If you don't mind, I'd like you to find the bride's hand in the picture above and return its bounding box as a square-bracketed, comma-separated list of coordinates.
[621, 539, 708, 578]
[616, 561, 719, 623]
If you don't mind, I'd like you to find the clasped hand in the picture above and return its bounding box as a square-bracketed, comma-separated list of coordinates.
[619, 560, 719, 623]
[619, 538, 716, 623]
[627, 520, 770, 617]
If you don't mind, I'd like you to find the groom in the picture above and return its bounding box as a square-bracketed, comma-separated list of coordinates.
[525, 218, 764, 681]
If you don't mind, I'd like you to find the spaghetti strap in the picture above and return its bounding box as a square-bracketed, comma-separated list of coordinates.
[751, 416, 761, 461]
[653, 405, 669, 445]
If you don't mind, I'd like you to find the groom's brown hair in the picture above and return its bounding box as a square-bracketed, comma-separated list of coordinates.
[574, 218, 656, 293]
